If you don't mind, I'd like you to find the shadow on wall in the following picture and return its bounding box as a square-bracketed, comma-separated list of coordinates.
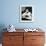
[0, 24, 7, 43]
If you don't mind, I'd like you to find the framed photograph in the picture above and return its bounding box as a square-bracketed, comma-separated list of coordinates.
[20, 5, 34, 22]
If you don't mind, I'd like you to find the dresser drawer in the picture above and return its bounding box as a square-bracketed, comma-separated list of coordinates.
[3, 36, 23, 46]
[31, 36, 45, 45]
[31, 44, 44, 46]
[24, 32, 44, 36]
[3, 35, 23, 44]
[3, 44, 15, 46]
[3, 32, 23, 36]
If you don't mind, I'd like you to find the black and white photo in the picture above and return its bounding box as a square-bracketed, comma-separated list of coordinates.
[20, 5, 34, 22]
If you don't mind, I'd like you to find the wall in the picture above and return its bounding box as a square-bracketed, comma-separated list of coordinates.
[0, 0, 46, 30]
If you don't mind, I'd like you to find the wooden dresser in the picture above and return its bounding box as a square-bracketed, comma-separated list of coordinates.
[2, 30, 45, 46]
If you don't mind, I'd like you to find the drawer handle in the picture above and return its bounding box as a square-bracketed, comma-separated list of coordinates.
[32, 39, 36, 40]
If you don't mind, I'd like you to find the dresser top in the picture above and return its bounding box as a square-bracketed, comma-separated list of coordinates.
[4, 29, 44, 33]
